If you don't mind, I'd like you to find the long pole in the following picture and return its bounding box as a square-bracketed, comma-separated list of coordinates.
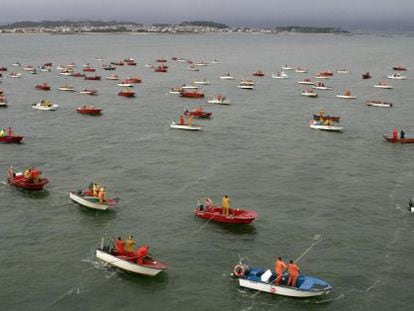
[294, 235, 323, 263]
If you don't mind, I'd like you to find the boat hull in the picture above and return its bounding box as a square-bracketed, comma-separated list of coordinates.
[69, 191, 115, 210]
[8, 176, 49, 190]
[383, 136, 414, 144]
[0, 135, 24, 143]
[195, 207, 257, 224]
[170, 123, 202, 131]
[96, 250, 167, 276]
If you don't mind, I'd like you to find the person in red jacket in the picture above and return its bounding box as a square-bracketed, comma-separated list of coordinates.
[287, 260, 300, 287]
[115, 237, 125, 256]
[274, 257, 287, 285]
[135, 245, 150, 265]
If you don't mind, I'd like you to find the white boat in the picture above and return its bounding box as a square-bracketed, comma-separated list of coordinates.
[117, 83, 133, 87]
[374, 83, 393, 89]
[32, 101, 58, 111]
[40, 66, 52, 72]
[193, 79, 210, 85]
[208, 96, 231, 105]
[187, 66, 200, 71]
[219, 74, 234, 80]
[271, 72, 288, 79]
[169, 87, 183, 94]
[23, 66, 34, 71]
[336, 69, 350, 74]
[69, 191, 115, 211]
[387, 73, 406, 80]
[170, 122, 202, 131]
[310, 120, 343, 131]
[366, 100, 393, 108]
[233, 264, 332, 298]
[336, 91, 355, 99]
[314, 75, 329, 79]
[181, 85, 198, 90]
[282, 65, 294, 70]
[238, 84, 254, 90]
[59, 85, 76, 91]
[12, 62, 21, 67]
[312, 84, 332, 90]
[96, 241, 167, 277]
[194, 62, 208, 67]
[59, 69, 74, 76]
[210, 60, 221, 64]
[8, 72, 21, 78]
[295, 68, 308, 73]
[0, 101, 8, 107]
[297, 79, 314, 85]
[79, 89, 98, 95]
[106, 74, 119, 80]
[301, 90, 318, 97]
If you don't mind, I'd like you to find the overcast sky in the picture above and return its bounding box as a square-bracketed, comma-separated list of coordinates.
[1, 0, 414, 31]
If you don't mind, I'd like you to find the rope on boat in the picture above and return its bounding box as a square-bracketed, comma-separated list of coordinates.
[193, 213, 216, 234]
[294, 235, 323, 263]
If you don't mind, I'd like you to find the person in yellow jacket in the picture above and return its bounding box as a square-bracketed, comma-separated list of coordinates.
[124, 235, 136, 257]
[98, 187, 106, 203]
[222, 195, 231, 216]
[188, 116, 193, 127]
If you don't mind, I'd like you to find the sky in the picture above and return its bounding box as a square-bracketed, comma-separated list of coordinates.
[1, 0, 414, 32]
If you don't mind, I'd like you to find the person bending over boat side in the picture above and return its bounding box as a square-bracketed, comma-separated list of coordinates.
[400, 130, 405, 139]
[115, 237, 125, 256]
[135, 245, 150, 265]
[274, 257, 287, 285]
[287, 260, 300, 287]
[222, 195, 231, 216]
[124, 235, 136, 257]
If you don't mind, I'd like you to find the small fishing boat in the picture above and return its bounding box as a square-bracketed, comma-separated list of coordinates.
[361, 72, 371, 79]
[187, 65, 200, 71]
[366, 100, 392, 108]
[117, 82, 134, 87]
[374, 82, 393, 89]
[59, 69, 74, 76]
[12, 62, 21, 67]
[314, 75, 329, 79]
[180, 90, 204, 98]
[383, 135, 414, 144]
[169, 87, 183, 94]
[59, 85, 76, 91]
[82, 67, 96, 72]
[35, 83, 51, 91]
[29, 69, 38, 75]
[23, 65, 34, 71]
[102, 64, 116, 70]
[297, 78, 314, 85]
[184, 107, 212, 119]
[282, 65, 293, 70]
[392, 65, 407, 71]
[84, 75, 101, 80]
[67, 62, 77, 68]
[312, 82, 332, 90]
[126, 61, 136, 66]
[110, 61, 124, 66]
[0, 98, 7, 107]
[219, 74, 234, 80]
[40, 66, 52, 72]
[194, 61, 208, 67]
[310, 120, 343, 132]
[79, 88, 98, 95]
[387, 73, 406, 80]
[238, 79, 255, 90]
[232, 261, 332, 298]
[252, 70, 265, 77]
[154, 65, 167, 73]
[125, 77, 142, 83]
[208, 95, 231, 105]
[0, 66, 7, 71]
[336, 68, 350, 74]
[301, 89, 318, 97]
[32, 100, 58, 111]
[193, 79, 210, 85]
[336, 90, 355, 99]
[118, 89, 135, 97]
[8, 72, 21, 78]
[181, 84, 198, 90]
[0, 135, 24, 144]
[77, 105, 102, 115]
[156, 58, 167, 63]
[69, 189, 117, 210]
[271, 72, 288, 79]
[318, 70, 334, 77]
[194, 204, 258, 224]
[295, 67, 308, 73]
[7, 166, 49, 190]
[96, 237, 167, 276]
[313, 114, 340, 122]
[106, 74, 119, 80]
[170, 121, 202, 131]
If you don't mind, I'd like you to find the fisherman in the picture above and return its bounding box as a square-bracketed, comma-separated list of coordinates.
[222, 195, 230, 216]
[92, 183, 99, 197]
[0, 129, 5, 136]
[179, 115, 185, 125]
[24, 168, 32, 179]
[188, 116, 193, 127]
[115, 237, 125, 256]
[98, 187, 106, 204]
[204, 197, 213, 210]
[135, 245, 150, 265]
[124, 235, 136, 257]
[7, 127, 13, 136]
[287, 260, 300, 288]
[400, 130, 405, 139]
[392, 128, 398, 140]
[274, 257, 287, 285]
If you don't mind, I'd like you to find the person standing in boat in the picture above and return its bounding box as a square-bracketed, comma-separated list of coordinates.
[7, 127, 13, 136]
[115, 237, 125, 256]
[0, 128, 5, 136]
[124, 235, 136, 257]
[188, 116, 193, 127]
[222, 195, 231, 216]
[135, 245, 150, 265]
[179, 115, 185, 125]
[274, 257, 287, 285]
[392, 128, 398, 140]
[204, 197, 213, 210]
[400, 130, 405, 139]
[98, 187, 106, 204]
[287, 260, 300, 288]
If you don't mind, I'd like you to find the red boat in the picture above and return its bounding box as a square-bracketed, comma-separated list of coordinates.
[0, 66, 7, 71]
[252, 70, 265, 77]
[383, 135, 414, 144]
[184, 107, 212, 119]
[392, 65, 407, 71]
[111, 61, 124, 66]
[82, 67, 96, 72]
[118, 89, 135, 97]
[84, 75, 101, 80]
[125, 77, 142, 83]
[154, 65, 168, 72]
[126, 61, 137, 66]
[195, 206, 258, 224]
[318, 70, 334, 77]
[7, 166, 49, 190]
[71, 72, 85, 77]
[0, 135, 24, 143]
[35, 83, 51, 91]
[77, 105, 102, 115]
[180, 90, 204, 98]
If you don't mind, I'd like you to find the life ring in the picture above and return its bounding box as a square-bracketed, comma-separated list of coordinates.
[233, 264, 245, 277]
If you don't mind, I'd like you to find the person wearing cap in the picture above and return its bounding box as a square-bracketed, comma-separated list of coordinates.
[135, 245, 150, 265]
[274, 257, 287, 285]
[124, 235, 136, 257]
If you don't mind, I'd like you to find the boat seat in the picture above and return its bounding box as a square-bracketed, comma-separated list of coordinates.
[298, 279, 314, 290]
[247, 268, 265, 282]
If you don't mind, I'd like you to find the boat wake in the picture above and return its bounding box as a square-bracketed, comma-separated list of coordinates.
[315, 293, 345, 303]
[44, 287, 81, 309]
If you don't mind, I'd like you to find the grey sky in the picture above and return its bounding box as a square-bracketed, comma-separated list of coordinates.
[1, 0, 414, 31]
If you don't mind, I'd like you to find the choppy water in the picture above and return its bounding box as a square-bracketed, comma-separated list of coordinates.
[0, 33, 413, 311]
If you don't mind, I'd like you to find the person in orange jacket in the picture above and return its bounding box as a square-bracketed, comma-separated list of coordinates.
[274, 257, 287, 285]
[135, 245, 150, 265]
[392, 128, 398, 139]
[179, 115, 185, 125]
[287, 260, 300, 287]
[115, 237, 125, 256]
